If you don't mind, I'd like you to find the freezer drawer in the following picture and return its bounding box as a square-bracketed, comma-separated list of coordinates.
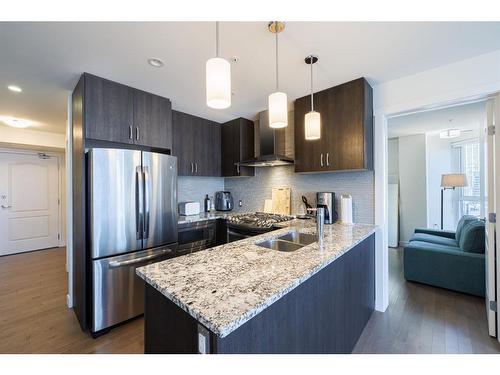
[92, 244, 176, 333]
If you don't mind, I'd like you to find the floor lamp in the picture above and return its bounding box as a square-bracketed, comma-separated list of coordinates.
[440, 173, 468, 230]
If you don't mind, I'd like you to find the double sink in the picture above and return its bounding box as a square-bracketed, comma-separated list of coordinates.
[256, 231, 317, 252]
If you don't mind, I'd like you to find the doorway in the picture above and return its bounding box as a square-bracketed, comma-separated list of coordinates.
[0, 149, 61, 256]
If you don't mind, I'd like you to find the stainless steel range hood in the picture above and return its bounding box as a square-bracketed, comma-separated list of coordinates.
[237, 110, 294, 167]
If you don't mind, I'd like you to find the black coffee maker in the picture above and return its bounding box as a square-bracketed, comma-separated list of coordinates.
[316, 192, 338, 224]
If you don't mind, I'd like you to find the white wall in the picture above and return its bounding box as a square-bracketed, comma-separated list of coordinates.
[0, 126, 66, 149]
[397, 134, 427, 243]
[387, 138, 399, 180]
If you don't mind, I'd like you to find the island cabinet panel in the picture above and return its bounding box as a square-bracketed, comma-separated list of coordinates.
[294, 77, 373, 173]
[143, 233, 375, 354]
[221, 118, 255, 177]
[83, 73, 173, 150]
[172, 110, 221, 177]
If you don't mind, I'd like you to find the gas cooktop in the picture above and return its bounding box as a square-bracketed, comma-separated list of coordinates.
[227, 212, 294, 229]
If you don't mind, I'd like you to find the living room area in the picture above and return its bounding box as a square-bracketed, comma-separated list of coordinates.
[359, 99, 500, 353]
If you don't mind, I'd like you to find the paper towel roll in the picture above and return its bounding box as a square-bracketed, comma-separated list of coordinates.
[340, 194, 353, 224]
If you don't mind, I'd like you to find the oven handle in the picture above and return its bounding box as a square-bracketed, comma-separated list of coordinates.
[227, 229, 253, 239]
[108, 249, 171, 269]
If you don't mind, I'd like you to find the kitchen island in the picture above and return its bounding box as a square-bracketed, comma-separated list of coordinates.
[136, 220, 376, 354]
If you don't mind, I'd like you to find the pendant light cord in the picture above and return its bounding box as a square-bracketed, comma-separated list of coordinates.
[310, 60, 314, 111]
[275, 28, 279, 91]
[216, 21, 220, 57]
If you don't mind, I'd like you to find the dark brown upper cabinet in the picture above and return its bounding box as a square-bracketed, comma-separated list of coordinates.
[221, 118, 255, 177]
[294, 77, 373, 173]
[83, 73, 172, 150]
[172, 110, 221, 177]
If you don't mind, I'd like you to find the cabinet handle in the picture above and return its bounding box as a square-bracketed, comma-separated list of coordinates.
[326, 153, 330, 166]
[237, 164, 240, 174]
[129, 126, 133, 140]
[191, 162, 194, 174]
[320, 153, 324, 167]
[136, 126, 140, 141]
[195, 163, 198, 173]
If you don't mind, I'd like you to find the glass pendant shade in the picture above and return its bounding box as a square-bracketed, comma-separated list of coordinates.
[305, 110, 321, 140]
[268, 91, 288, 128]
[206, 57, 231, 109]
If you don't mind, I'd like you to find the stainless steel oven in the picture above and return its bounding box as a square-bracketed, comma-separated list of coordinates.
[177, 220, 216, 255]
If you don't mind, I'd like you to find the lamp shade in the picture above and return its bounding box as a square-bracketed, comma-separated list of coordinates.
[206, 57, 231, 109]
[305, 111, 321, 140]
[441, 173, 468, 188]
[268, 91, 288, 128]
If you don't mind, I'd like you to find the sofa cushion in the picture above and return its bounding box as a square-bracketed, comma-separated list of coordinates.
[409, 233, 459, 247]
[405, 240, 463, 254]
[455, 215, 478, 242]
[459, 221, 485, 254]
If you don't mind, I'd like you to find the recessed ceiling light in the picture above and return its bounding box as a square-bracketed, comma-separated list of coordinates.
[148, 58, 164, 68]
[0, 116, 36, 128]
[8, 85, 22, 93]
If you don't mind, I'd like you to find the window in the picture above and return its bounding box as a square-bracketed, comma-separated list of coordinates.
[452, 139, 481, 218]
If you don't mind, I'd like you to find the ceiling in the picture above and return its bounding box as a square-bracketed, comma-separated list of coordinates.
[388, 100, 485, 138]
[1, 22, 500, 134]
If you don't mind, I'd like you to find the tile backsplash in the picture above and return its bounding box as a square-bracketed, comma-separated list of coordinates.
[224, 165, 375, 224]
[177, 166, 374, 224]
[178, 176, 224, 210]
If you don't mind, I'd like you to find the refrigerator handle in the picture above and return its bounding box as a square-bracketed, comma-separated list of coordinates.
[143, 166, 150, 239]
[136, 166, 144, 240]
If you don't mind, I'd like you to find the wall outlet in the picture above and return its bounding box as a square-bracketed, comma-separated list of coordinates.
[238, 200, 243, 207]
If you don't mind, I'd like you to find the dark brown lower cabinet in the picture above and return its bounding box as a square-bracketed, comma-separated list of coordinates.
[144, 234, 375, 354]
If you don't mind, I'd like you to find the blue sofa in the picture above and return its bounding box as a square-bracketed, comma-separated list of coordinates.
[403, 216, 485, 297]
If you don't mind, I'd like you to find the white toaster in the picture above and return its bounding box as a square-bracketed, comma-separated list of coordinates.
[178, 201, 200, 216]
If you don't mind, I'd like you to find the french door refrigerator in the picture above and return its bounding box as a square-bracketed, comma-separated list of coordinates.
[88, 148, 177, 334]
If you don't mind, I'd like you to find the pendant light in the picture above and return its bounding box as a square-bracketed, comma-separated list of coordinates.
[206, 22, 231, 109]
[268, 21, 288, 129]
[304, 54, 320, 140]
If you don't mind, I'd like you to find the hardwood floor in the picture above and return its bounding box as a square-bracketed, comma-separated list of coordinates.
[0, 247, 143, 354]
[353, 247, 500, 353]
[1, 246, 498, 354]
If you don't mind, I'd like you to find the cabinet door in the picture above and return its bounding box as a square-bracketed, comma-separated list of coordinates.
[133, 90, 172, 150]
[323, 79, 369, 171]
[294, 95, 323, 173]
[172, 111, 196, 176]
[194, 118, 220, 177]
[84, 74, 134, 144]
[221, 119, 239, 176]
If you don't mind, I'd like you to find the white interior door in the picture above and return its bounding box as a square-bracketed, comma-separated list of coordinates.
[0, 151, 60, 256]
[485, 96, 498, 338]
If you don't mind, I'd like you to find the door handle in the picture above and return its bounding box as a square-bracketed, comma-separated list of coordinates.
[143, 166, 150, 240]
[129, 125, 133, 140]
[108, 249, 172, 268]
[326, 153, 330, 166]
[136, 166, 144, 240]
[320, 153, 324, 167]
[1, 205, 12, 209]
[136, 126, 140, 141]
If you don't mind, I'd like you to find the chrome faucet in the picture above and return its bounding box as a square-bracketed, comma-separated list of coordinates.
[308, 207, 325, 245]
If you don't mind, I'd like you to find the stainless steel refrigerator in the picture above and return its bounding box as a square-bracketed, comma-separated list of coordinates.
[88, 148, 177, 334]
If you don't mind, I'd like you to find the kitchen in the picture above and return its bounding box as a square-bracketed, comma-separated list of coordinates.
[72, 54, 375, 352]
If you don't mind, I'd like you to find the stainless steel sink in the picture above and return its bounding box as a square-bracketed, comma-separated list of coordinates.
[256, 239, 304, 252]
[277, 232, 317, 246]
[256, 231, 317, 252]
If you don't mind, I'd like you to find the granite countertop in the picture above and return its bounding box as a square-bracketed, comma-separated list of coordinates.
[136, 220, 376, 338]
